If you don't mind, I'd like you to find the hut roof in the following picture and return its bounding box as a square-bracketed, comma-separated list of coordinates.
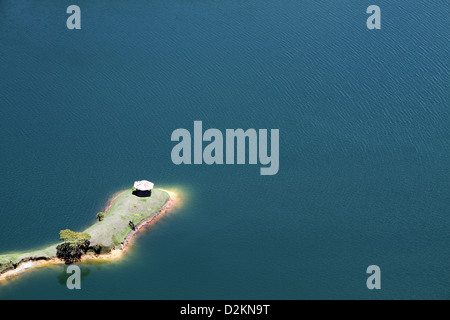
[133, 180, 154, 191]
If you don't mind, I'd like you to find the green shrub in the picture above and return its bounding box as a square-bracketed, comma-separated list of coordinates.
[57, 229, 91, 263]
[96, 212, 105, 221]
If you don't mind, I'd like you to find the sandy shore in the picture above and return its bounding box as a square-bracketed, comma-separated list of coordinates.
[0, 189, 179, 282]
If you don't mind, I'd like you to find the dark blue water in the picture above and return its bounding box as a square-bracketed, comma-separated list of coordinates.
[0, 0, 448, 299]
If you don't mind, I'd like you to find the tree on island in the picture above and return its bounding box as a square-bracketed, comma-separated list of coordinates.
[96, 212, 105, 221]
[56, 229, 91, 263]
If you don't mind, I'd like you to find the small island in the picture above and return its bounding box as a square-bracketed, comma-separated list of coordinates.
[0, 180, 174, 281]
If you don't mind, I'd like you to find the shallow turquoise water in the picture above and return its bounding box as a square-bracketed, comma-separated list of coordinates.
[0, 1, 448, 299]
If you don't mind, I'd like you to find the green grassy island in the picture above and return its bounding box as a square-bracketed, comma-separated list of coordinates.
[0, 188, 171, 277]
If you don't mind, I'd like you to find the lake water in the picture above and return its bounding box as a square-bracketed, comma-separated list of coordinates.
[0, 0, 448, 299]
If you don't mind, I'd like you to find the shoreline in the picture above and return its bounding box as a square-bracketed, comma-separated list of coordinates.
[0, 189, 178, 282]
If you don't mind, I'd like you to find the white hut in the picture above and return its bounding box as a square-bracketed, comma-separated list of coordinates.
[133, 180, 154, 197]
